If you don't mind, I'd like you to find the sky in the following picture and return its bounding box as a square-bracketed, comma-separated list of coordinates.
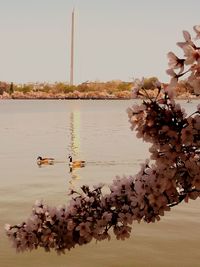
[0, 0, 200, 85]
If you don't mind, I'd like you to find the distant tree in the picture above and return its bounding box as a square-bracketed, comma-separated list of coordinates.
[9, 82, 14, 94]
[77, 83, 90, 92]
[42, 84, 52, 93]
[63, 85, 76, 93]
[116, 82, 132, 91]
[0, 82, 9, 95]
[52, 82, 76, 94]
[142, 77, 159, 90]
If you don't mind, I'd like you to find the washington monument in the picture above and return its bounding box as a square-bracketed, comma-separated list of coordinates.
[70, 9, 75, 85]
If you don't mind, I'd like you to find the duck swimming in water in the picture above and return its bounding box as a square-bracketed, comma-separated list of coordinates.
[37, 156, 55, 165]
[68, 155, 85, 168]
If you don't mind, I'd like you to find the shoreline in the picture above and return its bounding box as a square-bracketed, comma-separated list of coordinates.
[0, 96, 199, 101]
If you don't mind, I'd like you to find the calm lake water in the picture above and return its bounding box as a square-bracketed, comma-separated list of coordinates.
[0, 99, 200, 267]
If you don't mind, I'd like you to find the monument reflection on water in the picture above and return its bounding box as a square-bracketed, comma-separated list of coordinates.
[69, 111, 81, 158]
[68, 111, 81, 188]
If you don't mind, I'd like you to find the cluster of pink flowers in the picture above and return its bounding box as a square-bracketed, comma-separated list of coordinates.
[5, 26, 200, 253]
[167, 25, 200, 95]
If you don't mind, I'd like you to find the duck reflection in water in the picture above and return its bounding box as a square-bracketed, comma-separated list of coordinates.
[68, 166, 81, 190]
[68, 156, 85, 190]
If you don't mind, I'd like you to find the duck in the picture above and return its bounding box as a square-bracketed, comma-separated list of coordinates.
[37, 156, 55, 165]
[68, 155, 85, 168]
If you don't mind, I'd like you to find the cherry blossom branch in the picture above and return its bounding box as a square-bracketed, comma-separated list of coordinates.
[5, 25, 200, 254]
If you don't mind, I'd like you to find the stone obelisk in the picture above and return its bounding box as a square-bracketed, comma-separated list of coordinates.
[70, 9, 75, 85]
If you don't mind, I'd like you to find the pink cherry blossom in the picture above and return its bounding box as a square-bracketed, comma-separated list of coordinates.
[193, 25, 200, 40]
[167, 51, 184, 73]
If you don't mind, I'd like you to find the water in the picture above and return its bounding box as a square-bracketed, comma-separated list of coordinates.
[0, 99, 199, 267]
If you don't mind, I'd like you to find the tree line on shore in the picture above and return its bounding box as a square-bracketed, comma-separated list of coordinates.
[0, 77, 198, 99]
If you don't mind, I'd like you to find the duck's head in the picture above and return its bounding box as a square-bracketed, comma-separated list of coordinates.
[37, 156, 42, 160]
[68, 155, 72, 162]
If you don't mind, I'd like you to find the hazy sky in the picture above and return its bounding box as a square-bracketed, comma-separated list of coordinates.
[0, 0, 200, 84]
